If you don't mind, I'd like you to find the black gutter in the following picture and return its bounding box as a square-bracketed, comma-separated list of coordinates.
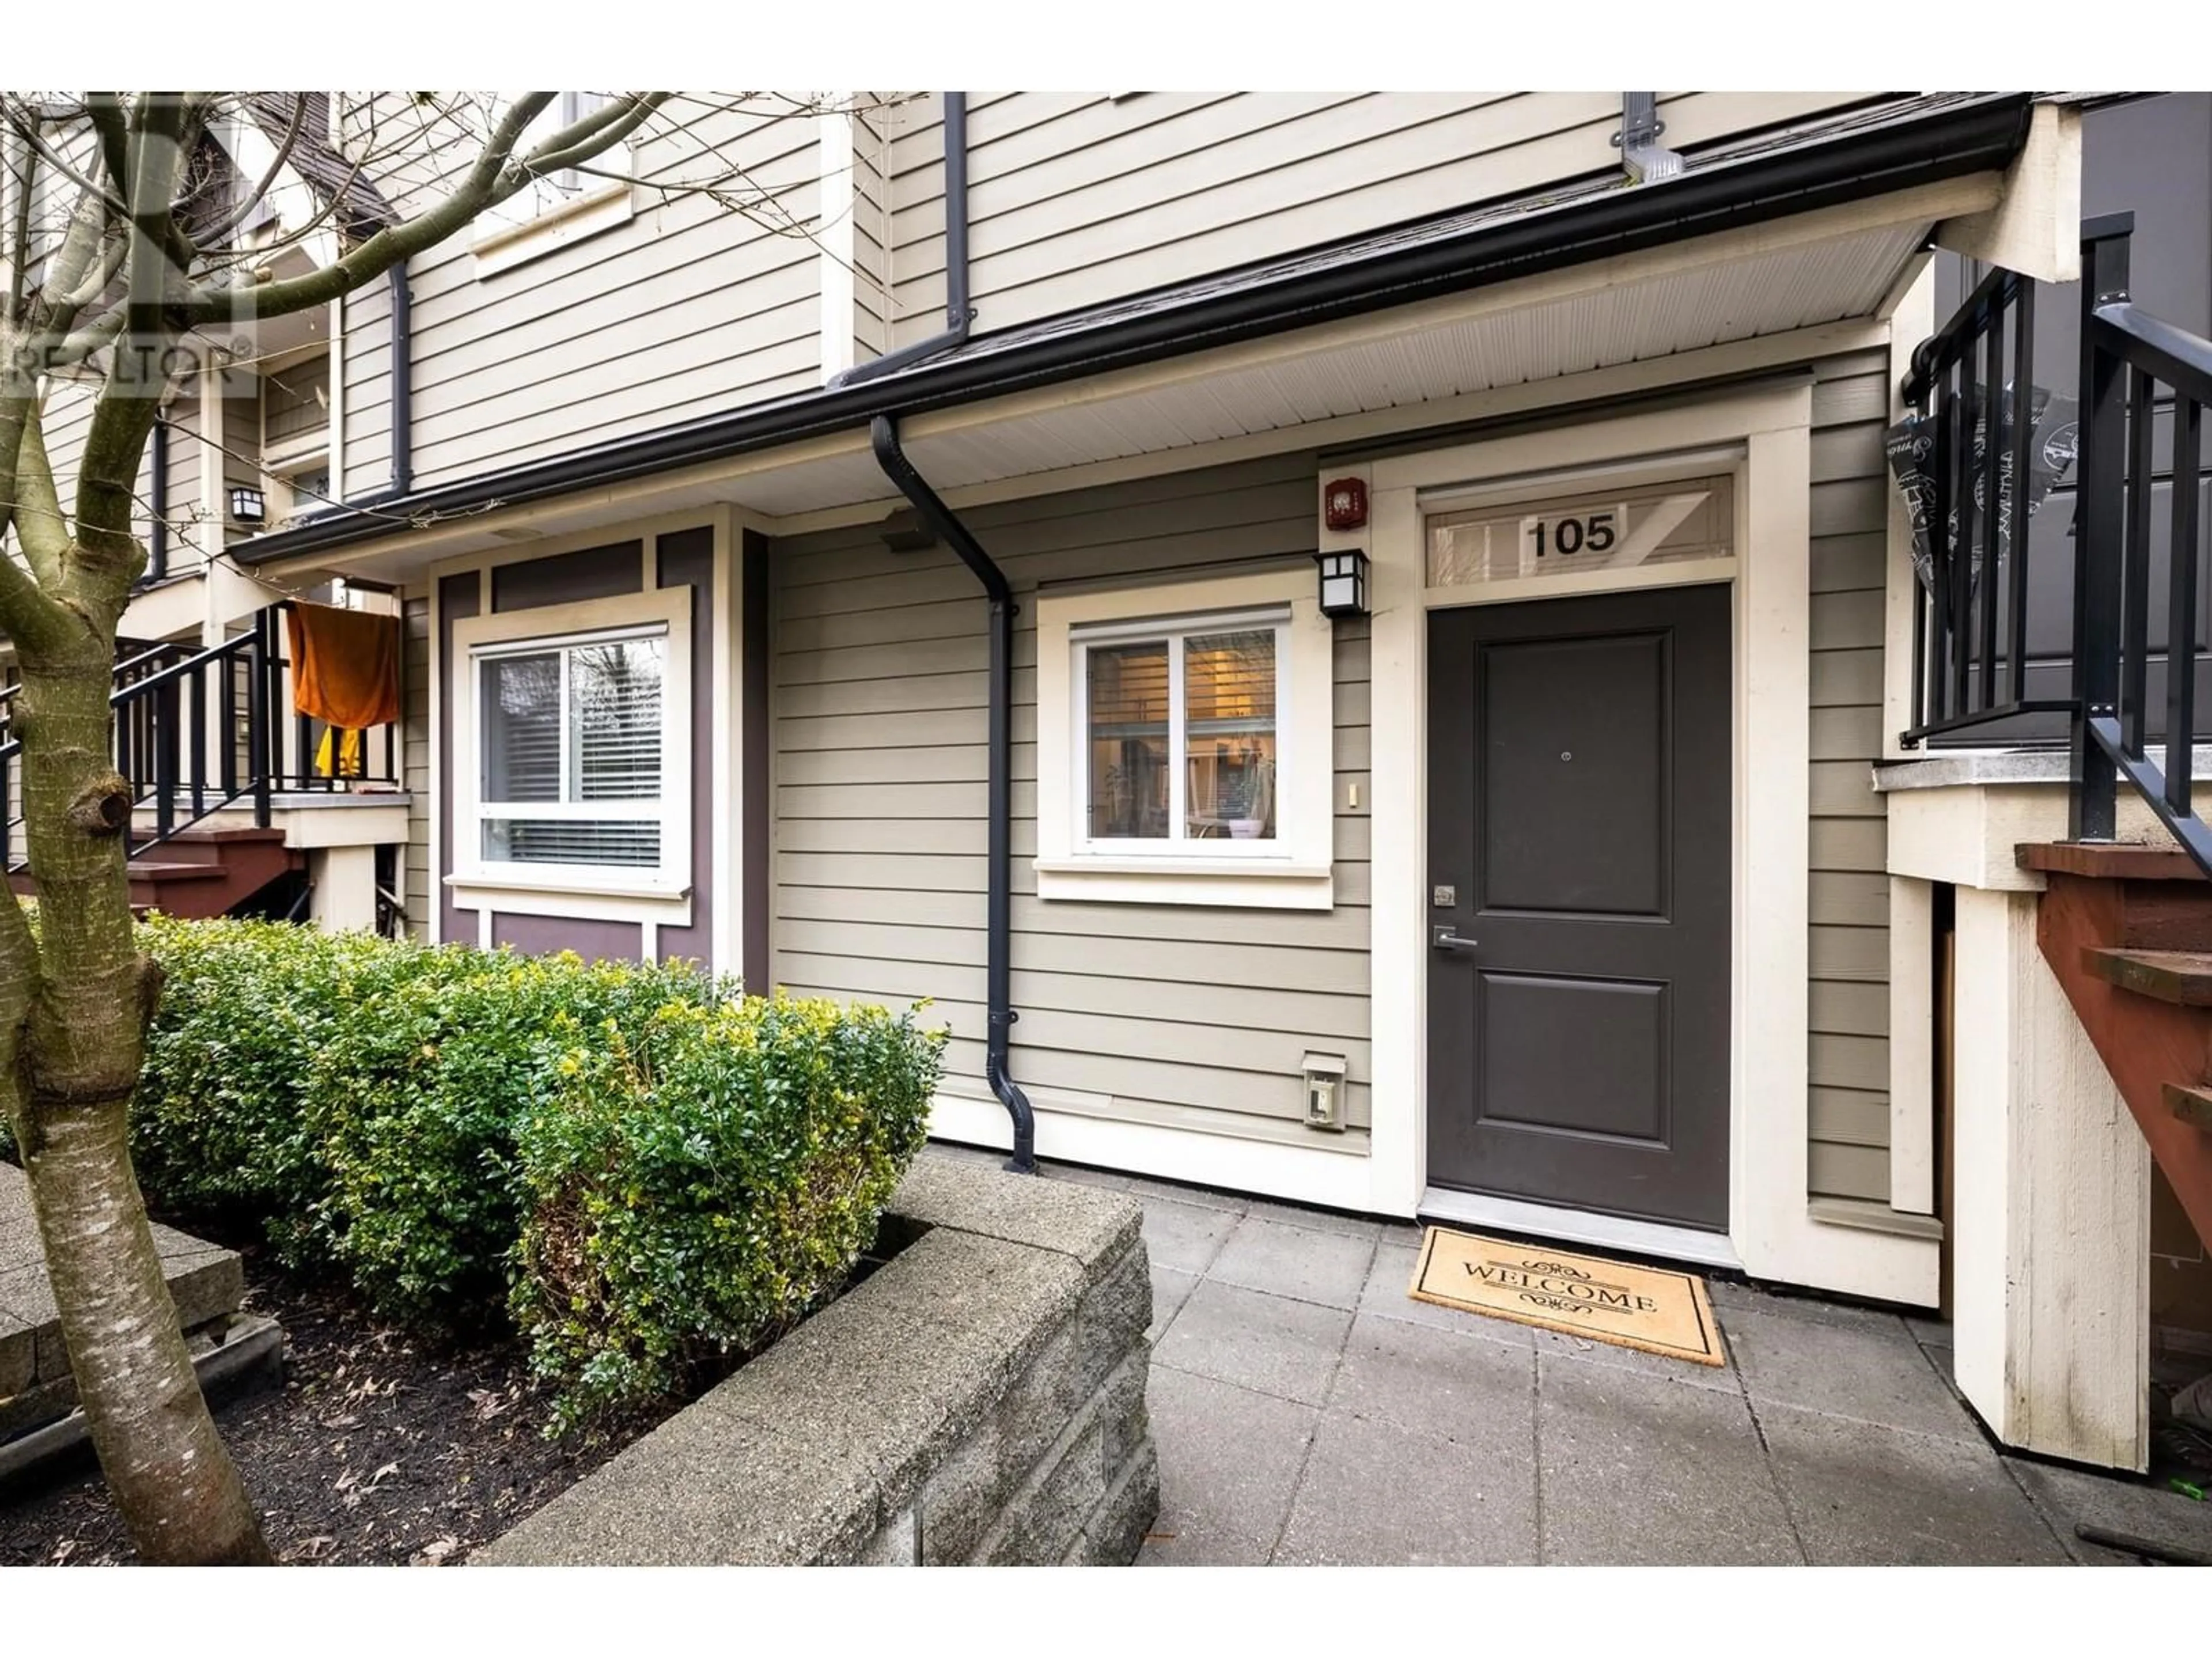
[870, 413, 1036, 1175]
[830, 94, 972, 387]
[236, 92, 2032, 566]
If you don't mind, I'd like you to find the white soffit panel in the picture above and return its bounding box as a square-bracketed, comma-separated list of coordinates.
[885, 222, 1927, 497]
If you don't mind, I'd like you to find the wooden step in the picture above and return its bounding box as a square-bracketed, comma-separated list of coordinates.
[2169, 1084, 2212, 1130]
[2082, 947, 2212, 1005]
[2040, 870, 2212, 1256]
[126, 862, 232, 885]
[2019, 841, 2211, 881]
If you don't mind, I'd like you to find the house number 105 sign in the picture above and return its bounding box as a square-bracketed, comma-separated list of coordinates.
[1525, 510, 1620, 562]
[1425, 477, 1734, 590]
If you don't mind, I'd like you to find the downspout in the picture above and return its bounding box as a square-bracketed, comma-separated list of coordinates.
[146, 415, 169, 582]
[869, 413, 1036, 1174]
[1615, 93, 1683, 184]
[387, 260, 412, 497]
[830, 93, 973, 388]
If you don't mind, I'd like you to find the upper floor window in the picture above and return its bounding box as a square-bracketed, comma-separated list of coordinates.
[473, 93, 640, 275]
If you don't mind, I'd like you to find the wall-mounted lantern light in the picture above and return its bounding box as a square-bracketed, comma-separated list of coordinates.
[228, 486, 266, 524]
[1315, 548, 1369, 619]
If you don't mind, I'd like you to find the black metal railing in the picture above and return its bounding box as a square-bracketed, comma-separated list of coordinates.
[2071, 216, 2212, 873]
[1898, 213, 2212, 880]
[1897, 257, 2077, 744]
[0, 600, 403, 871]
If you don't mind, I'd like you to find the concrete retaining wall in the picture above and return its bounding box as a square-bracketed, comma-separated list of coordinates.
[479, 1151, 1159, 1566]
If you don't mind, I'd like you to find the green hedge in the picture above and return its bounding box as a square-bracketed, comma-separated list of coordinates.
[124, 917, 943, 1429]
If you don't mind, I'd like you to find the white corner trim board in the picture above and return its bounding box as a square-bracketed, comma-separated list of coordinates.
[1948, 885, 2150, 1470]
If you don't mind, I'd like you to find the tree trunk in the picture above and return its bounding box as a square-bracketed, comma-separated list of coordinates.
[6, 645, 270, 1565]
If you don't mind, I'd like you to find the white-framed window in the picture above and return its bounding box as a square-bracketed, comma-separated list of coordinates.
[1077, 609, 1285, 852]
[472, 92, 639, 276]
[475, 626, 667, 870]
[449, 585, 691, 907]
[1036, 569, 1335, 910]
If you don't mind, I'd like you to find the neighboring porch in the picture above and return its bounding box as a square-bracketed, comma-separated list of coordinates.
[1, 597, 411, 933]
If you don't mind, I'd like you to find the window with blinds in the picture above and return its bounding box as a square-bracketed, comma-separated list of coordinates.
[476, 629, 666, 870]
[1075, 610, 1283, 847]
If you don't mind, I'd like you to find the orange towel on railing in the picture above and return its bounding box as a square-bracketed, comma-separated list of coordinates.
[286, 601, 401, 732]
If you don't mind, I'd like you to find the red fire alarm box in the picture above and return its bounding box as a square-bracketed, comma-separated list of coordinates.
[1324, 476, 1368, 532]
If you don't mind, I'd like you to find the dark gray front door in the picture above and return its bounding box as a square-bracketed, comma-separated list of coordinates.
[1426, 584, 1732, 1231]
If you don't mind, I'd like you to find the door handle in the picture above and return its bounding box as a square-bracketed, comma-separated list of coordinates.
[1431, 926, 1479, 953]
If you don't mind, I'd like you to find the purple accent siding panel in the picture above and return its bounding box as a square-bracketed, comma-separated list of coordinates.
[438, 528, 720, 965]
[436, 571, 480, 946]
[654, 525, 714, 968]
[490, 540, 642, 612]
[491, 914, 641, 963]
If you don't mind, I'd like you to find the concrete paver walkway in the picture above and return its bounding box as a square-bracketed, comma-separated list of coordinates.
[930, 1144, 2212, 1566]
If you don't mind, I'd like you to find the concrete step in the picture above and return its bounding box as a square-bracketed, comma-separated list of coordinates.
[1, 1161, 266, 1449]
[2167, 1082, 2212, 1130]
[2082, 947, 2212, 1006]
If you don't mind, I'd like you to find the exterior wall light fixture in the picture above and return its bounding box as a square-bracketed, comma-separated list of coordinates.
[1315, 549, 1368, 618]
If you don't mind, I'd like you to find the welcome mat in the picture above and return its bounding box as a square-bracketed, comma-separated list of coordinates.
[1409, 1228, 1726, 1366]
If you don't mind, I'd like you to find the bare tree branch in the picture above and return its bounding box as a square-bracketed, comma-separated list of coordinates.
[14, 393, 69, 582]
[73, 92, 188, 575]
[2, 101, 124, 216]
[519, 93, 660, 176]
[176, 93, 673, 328]
[5, 126, 33, 318]
[83, 93, 130, 207]
[194, 92, 305, 246]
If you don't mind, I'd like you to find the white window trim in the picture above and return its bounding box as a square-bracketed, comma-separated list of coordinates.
[447, 586, 692, 914]
[1036, 569, 1334, 910]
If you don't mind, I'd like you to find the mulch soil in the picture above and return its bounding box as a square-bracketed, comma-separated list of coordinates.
[0, 1248, 681, 1567]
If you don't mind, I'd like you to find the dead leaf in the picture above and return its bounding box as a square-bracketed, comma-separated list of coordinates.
[467, 1387, 513, 1422]
[49, 1539, 77, 1565]
[281, 1535, 338, 1564]
[412, 1535, 461, 1566]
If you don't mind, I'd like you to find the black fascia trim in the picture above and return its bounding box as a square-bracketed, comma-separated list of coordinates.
[236, 94, 2033, 566]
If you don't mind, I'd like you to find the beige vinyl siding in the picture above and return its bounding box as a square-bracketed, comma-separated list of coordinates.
[851, 101, 893, 362]
[1807, 347, 1896, 1203]
[1652, 91, 1882, 150]
[403, 587, 431, 942]
[155, 396, 206, 578]
[339, 275, 395, 501]
[881, 92, 1878, 350]
[338, 99, 827, 495]
[769, 451, 1371, 1149]
[36, 379, 197, 581]
[221, 387, 260, 506]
